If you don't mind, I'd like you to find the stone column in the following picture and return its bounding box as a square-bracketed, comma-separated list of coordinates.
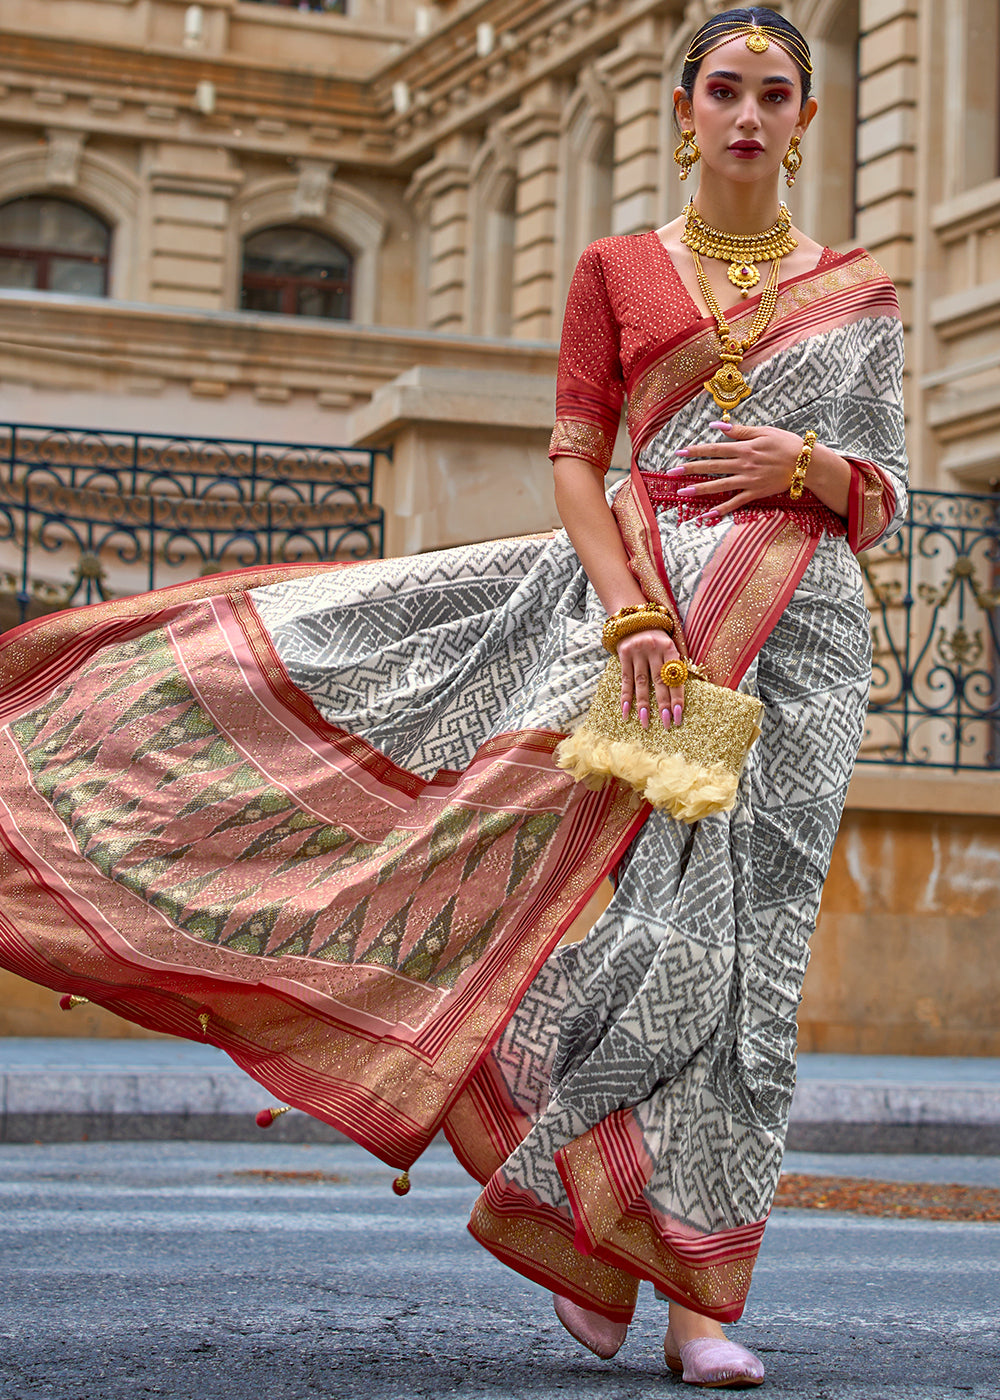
[503, 83, 563, 340]
[855, 0, 918, 327]
[350, 367, 559, 557]
[599, 18, 668, 236]
[145, 142, 243, 310]
[406, 134, 475, 332]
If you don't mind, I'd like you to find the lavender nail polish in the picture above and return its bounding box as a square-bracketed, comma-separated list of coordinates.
[676, 485, 697, 498]
[664, 465, 686, 478]
[661, 708, 672, 729]
[673, 704, 684, 726]
[622, 700, 630, 719]
[639, 706, 649, 730]
[674, 448, 690, 457]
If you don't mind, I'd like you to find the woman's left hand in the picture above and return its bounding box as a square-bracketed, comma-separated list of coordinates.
[669, 421, 803, 520]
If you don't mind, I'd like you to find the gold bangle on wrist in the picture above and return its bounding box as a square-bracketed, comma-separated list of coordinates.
[788, 430, 817, 501]
[602, 602, 675, 654]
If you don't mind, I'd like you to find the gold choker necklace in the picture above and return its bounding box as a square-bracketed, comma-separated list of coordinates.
[681, 201, 797, 296]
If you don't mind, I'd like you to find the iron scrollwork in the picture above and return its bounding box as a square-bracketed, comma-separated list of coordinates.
[0, 422, 386, 630]
[860, 490, 1000, 770]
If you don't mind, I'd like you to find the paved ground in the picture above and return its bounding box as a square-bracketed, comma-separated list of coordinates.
[0, 1140, 997, 1400]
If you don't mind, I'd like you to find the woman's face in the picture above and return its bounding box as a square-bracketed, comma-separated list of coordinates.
[674, 35, 816, 187]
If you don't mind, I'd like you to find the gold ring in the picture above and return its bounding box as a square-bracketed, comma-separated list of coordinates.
[659, 659, 688, 687]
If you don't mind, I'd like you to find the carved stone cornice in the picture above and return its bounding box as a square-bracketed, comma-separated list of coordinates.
[381, 0, 682, 163]
[0, 1, 685, 174]
[498, 101, 564, 150]
[405, 144, 475, 215]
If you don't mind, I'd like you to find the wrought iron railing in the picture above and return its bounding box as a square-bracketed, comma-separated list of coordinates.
[1, 430, 997, 769]
[0, 423, 386, 629]
[860, 489, 1000, 769]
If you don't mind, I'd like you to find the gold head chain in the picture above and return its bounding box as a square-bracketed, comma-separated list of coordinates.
[685, 23, 813, 74]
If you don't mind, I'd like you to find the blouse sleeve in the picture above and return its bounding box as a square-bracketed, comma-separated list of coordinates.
[548, 242, 625, 475]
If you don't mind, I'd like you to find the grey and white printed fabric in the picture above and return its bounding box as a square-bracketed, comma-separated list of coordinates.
[251, 428, 887, 1264]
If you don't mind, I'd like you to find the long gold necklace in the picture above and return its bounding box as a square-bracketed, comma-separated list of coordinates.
[682, 200, 796, 296]
[692, 247, 783, 421]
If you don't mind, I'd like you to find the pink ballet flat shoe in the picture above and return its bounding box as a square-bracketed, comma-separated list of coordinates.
[552, 1294, 628, 1359]
[664, 1335, 765, 1388]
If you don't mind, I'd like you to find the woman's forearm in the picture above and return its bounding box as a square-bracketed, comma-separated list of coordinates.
[802, 441, 851, 518]
[552, 456, 647, 614]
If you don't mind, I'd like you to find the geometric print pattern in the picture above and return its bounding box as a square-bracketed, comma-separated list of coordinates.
[247, 316, 904, 1290]
[483, 517, 873, 1243]
[252, 531, 609, 780]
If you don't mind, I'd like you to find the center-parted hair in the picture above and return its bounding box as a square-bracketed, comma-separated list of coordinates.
[679, 7, 813, 108]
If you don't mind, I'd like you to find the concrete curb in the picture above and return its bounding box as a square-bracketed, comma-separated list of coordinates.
[2, 1045, 999, 1151]
[0, 1070, 348, 1144]
[785, 1082, 1000, 1154]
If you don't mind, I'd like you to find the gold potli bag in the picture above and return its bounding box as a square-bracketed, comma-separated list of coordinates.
[555, 657, 763, 824]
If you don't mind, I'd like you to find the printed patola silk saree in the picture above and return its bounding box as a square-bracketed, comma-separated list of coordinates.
[0, 237, 906, 1327]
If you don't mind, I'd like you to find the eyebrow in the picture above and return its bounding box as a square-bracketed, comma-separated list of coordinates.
[705, 69, 795, 86]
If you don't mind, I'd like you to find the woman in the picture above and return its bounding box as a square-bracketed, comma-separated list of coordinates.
[0, 7, 904, 1391]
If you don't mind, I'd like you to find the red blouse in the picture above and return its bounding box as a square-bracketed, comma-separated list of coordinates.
[548, 231, 841, 475]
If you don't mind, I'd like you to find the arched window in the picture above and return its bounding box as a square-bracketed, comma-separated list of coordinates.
[240, 226, 353, 319]
[0, 196, 111, 296]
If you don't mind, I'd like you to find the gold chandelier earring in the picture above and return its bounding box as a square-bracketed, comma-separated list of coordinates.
[674, 130, 700, 181]
[782, 135, 803, 187]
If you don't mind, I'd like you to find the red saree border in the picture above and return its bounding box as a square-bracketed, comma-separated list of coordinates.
[468, 1174, 640, 1325]
[683, 514, 819, 687]
[444, 1052, 766, 1322]
[555, 1114, 766, 1322]
[0, 561, 351, 699]
[626, 250, 899, 457]
[0, 579, 649, 1169]
[847, 456, 897, 552]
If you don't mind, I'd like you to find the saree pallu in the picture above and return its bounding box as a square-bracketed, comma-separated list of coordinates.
[0, 247, 906, 1326]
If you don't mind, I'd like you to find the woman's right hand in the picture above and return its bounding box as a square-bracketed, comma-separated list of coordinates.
[617, 627, 685, 730]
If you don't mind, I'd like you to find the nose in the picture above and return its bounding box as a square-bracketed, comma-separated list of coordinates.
[735, 96, 762, 131]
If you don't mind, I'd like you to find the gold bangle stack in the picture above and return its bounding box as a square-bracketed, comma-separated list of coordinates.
[788, 431, 818, 500]
[602, 603, 674, 655]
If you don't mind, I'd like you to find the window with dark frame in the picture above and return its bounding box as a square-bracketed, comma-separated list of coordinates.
[0, 196, 111, 297]
[243, 1, 347, 14]
[240, 226, 353, 320]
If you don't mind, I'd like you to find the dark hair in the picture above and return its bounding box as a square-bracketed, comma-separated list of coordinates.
[678, 7, 812, 109]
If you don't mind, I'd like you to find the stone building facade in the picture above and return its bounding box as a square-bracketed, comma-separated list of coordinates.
[2, 0, 999, 500]
[0, 0, 998, 1054]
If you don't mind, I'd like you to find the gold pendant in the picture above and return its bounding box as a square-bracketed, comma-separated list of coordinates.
[727, 260, 760, 296]
[704, 356, 753, 420]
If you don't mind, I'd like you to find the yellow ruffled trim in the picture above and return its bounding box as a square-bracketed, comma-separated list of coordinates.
[554, 728, 741, 823]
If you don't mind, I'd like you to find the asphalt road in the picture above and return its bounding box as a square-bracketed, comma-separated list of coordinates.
[0, 1142, 998, 1400]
